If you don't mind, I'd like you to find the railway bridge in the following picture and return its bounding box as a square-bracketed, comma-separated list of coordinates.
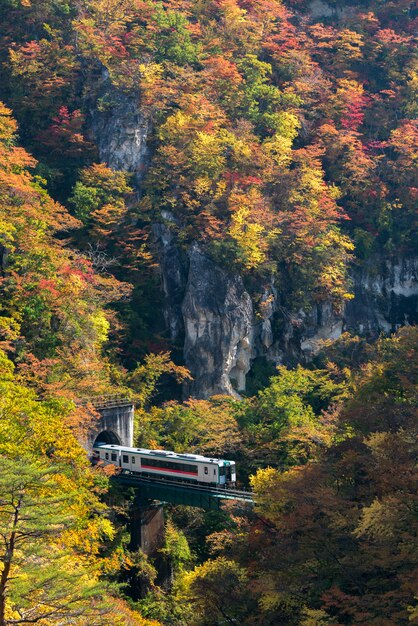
[113, 473, 254, 556]
[80, 396, 253, 558]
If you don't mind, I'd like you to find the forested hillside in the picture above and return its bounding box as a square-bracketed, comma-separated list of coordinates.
[0, 0, 416, 624]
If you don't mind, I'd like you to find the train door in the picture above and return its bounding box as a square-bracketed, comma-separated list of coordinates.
[225, 463, 236, 485]
[121, 453, 130, 472]
[98, 449, 119, 467]
[228, 462, 236, 485]
[201, 464, 217, 484]
[110, 451, 119, 467]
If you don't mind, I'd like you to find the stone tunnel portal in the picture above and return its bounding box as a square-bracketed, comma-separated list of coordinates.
[84, 400, 134, 453]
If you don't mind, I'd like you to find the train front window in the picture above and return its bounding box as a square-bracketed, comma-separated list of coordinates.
[219, 466, 225, 476]
[225, 466, 232, 481]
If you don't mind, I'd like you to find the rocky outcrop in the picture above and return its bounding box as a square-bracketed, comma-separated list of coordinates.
[259, 257, 418, 363]
[152, 218, 189, 342]
[182, 245, 253, 398]
[295, 257, 418, 357]
[90, 79, 150, 180]
[0, 243, 10, 276]
[308, 0, 356, 20]
[344, 257, 418, 334]
[159, 251, 417, 398]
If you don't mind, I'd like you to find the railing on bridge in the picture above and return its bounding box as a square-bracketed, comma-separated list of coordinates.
[79, 394, 134, 410]
[114, 472, 254, 510]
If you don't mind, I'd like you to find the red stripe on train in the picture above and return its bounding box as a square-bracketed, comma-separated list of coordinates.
[141, 464, 198, 476]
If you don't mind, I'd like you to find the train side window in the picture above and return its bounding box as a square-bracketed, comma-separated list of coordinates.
[123, 455, 129, 463]
[204, 467, 208, 475]
[132, 457, 135, 464]
[111, 453, 117, 462]
[214, 469, 216, 475]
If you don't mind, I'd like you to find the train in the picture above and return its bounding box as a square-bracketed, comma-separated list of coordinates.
[93, 443, 237, 486]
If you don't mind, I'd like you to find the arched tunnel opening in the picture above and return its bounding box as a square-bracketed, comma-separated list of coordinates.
[93, 430, 121, 446]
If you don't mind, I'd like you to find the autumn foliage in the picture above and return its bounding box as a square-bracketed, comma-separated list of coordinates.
[1, 0, 416, 313]
[0, 0, 416, 624]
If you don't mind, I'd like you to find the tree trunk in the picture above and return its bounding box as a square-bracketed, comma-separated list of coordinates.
[0, 499, 21, 626]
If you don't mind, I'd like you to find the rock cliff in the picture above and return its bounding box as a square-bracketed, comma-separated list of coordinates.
[90, 78, 150, 182]
[182, 245, 253, 398]
[152, 219, 188, 343]
[159, 247, 418, 397]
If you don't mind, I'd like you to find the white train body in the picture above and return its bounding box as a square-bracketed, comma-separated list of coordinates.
[93, 444, 236, 486]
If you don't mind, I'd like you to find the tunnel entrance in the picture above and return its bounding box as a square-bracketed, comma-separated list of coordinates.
[93, 430, 121, 446]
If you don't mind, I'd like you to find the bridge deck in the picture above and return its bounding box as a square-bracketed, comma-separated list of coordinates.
[114, 473, 254, 510]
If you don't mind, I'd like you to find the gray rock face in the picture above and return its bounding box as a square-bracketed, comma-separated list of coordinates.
[90, 81, 149, 180]
[160, 251, 417, 397]
[344, 257, 418, 335]
[152, 220, 188, 342]
[182, 246, 253, 398]
[264, 257, 418, 362]
[0, 243, 10, 275]
[308, 0, 355, 20]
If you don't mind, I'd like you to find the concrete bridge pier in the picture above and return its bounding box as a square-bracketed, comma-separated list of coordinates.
[128, 495, 172, 597]
[129, 495, 166, 555]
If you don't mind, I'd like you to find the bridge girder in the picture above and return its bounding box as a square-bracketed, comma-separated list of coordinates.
[114, 474, 254, 511]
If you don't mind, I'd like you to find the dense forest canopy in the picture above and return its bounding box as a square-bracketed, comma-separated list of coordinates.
[0, 0, 416, 624]
[1, 0, 417, 316]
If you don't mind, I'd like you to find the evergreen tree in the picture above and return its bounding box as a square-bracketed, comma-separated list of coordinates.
[0, 457, 107, 625]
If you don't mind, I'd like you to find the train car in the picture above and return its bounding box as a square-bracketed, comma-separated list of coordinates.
[92, 444, 236, 486]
